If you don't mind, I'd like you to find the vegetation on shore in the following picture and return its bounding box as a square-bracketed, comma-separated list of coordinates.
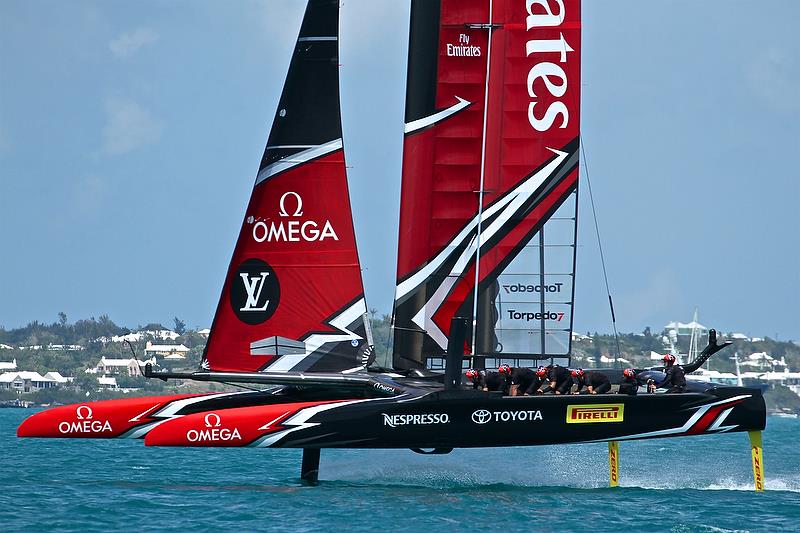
[2, 312, 799, 411]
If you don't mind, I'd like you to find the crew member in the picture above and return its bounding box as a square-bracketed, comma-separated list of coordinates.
[661, 354, 687, 393]
[500, 365, 544, 396]
[498, 364, 513, 393]
[619, 368, 638, 396]
[533, 366, 549, 394]
[465, 369, 482, 390]
[542, 364, 574, 395]
[466, 368, 508, 393]
[572, 368, 611, 394]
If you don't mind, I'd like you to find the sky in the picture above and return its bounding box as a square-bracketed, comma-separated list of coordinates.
[1, 0, 798, 340]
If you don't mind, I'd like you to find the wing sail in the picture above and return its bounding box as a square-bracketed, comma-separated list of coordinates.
[203, 0, 372, 374]
[392, 0, 581, 369]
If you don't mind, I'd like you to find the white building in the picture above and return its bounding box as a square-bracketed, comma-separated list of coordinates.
[96, 329, 181, 344]
[689, 369, 739, 386]
[571, 331, 592, 342]
[727, 332, 750, 341]
[664, 320, 709, 337]
[599, 355, 631, 365]
[0, 358, 17, 371]
[144, 342, 190, 359]
[97, 376, 118, 389]
[47, 344, 84, 351]
[0, 343, 13, 350]
[0, 371, 65, 393]
[90, 356, 156, 377]
[197, 328, 211, 338]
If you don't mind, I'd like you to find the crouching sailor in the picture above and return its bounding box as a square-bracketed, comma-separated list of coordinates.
[661, 354, 687, 393]
[542, 364, 574, 395]
[499, 364, 544, 396]
[619, 368, 638, 396]
[466, 369, 508, 394]
[572, 369, 611, 394]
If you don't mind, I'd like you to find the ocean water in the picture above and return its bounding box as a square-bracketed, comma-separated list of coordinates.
[1, 410, 798, 532]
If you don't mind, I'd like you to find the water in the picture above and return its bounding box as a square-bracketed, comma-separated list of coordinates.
[1, 409, 798, 532]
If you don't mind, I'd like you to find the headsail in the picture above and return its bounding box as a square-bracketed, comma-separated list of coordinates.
[392, 0, 581, 370]
[203, 0, 372, 374]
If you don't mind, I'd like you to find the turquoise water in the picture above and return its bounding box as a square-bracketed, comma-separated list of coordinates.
[1, 409, 798, 532]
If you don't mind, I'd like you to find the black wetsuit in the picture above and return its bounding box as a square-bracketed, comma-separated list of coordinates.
[511, 368, 542, 395]
[479, 371, 509, 393]
[618, 375, 638, 396]
[663, 365, 686, 393]
[574, 371, 611, 394]
[543, 365, 574, 394]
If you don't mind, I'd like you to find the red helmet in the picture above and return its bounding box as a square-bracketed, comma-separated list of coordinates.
[465, 369, 479, 381]
[623, 368, 635, 378]
[498, 364, 512, 375]
[535, 366, 547, 377]
[571, 368, 585, 378]
[663, 354, 676, 365]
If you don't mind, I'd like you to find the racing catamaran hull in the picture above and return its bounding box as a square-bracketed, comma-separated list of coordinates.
[18, 377, 765, 449]
[140, 383, 765, 449]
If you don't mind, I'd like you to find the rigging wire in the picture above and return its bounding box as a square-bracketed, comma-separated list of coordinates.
[580, 137, 622, 367]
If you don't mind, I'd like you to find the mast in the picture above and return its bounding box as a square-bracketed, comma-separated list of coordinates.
[469, 2, 495, 365]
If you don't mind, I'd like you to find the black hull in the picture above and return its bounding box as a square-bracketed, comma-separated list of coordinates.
[259, 387, 765, 449]
[18, 377, 765, 450]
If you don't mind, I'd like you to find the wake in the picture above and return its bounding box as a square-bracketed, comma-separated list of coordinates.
[319, 446, 800, 493]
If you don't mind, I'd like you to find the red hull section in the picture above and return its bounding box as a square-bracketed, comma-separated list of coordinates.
[144, 400, 343, 447]
[16, 394, 204, 439]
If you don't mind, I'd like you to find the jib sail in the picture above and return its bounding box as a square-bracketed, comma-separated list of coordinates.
[202, 0, 372, 374]
[392, 0, 581, 370]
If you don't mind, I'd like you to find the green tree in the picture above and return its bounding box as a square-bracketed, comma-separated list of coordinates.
[74, 373, 99, 392]
[173, 317, 186, 335]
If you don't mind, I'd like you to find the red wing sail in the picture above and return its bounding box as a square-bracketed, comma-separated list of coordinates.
[393, 0, 581, 369]
[203, 0, 372, 373]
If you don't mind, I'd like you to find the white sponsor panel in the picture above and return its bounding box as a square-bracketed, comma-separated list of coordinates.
[446, 33, 481, 57]
[250, 191, 338, 243]
[58, 405, 113, 434]
[239, 272, 272, 312]
[382, 413, 450, 428]
[525, 0, 574, 131]
[471, 409, 544, 425]
[185, 412, 242, 443]
[491, 190, 577, 356]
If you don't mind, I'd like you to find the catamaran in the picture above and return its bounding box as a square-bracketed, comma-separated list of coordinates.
[18, 0, 766, 488]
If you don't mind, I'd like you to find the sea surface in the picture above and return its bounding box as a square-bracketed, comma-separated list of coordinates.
[1, 409, 798, 532]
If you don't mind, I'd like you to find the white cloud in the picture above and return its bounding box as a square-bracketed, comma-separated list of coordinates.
[109, 27, 159, 58]
[102, 98, 164, 155]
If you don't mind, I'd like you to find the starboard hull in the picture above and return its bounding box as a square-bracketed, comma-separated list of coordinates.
[143, 386, 765, 449]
